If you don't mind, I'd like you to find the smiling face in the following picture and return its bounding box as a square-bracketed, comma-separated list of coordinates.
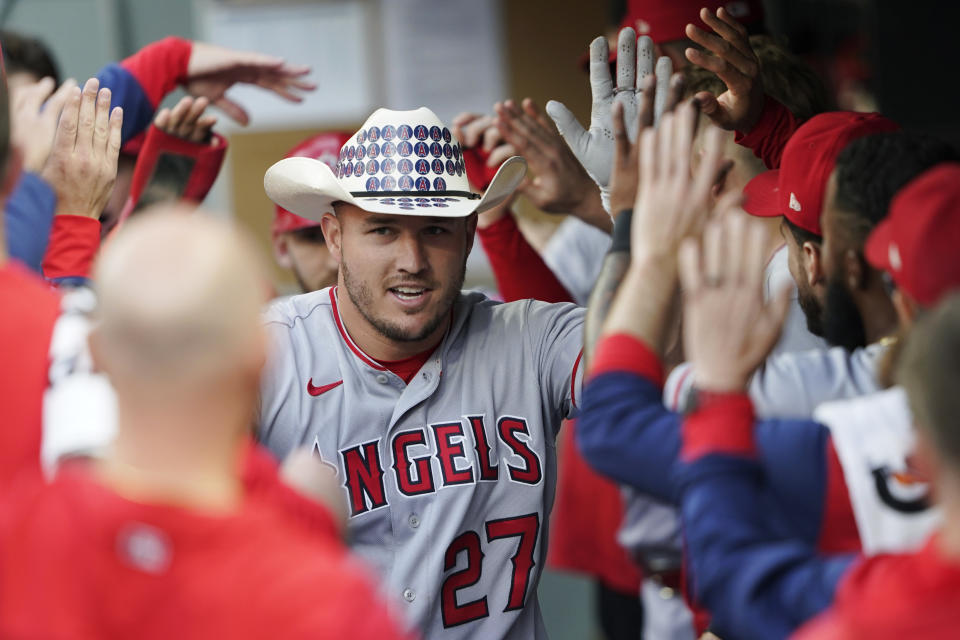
[322, 203, 477, 356]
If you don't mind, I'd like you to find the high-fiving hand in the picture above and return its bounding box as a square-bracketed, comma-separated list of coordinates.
[184, 42, 316, 126]
[41, 78, 123, 219]
[684, 7, 764, 133]
[154, 96, 219, 144]
[678, 212, 791, 392]
[546, 29, 673, 199]
[10, 77, 78, 174]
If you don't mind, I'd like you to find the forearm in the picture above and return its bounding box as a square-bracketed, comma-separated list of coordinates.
[601, 257, 678, 356]
[573, 185, 612, 233]
[476, 212, 574, 304]
[735, 96, 801, 170]
[680, 395, 854, 639]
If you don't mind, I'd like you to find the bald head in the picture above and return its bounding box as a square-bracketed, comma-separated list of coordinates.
[92, 205, 268, 395]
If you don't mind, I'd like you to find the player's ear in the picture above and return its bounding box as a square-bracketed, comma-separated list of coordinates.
[802, 241, 824, 288]
[272, 233, 293, 269]
[320, 211, 343, 265]
[464, 212, 478, 254]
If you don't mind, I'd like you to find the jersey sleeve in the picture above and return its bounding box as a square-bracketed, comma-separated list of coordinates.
[541, 216, 612, 305]
[476, 213, 575, 304]
[667, 345, 884, 420]
[679, 394, 856, 640]
[41, 216, 101, 286]
[4, 172, 58, 274]
[525, 299, 584, 427]
[97, 37, 193, 145]
[576, 333, 681, 502]
[257, 310, 308, 459]
[734, 96, 802, 170]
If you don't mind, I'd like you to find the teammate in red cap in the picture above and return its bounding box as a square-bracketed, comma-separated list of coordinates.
[272, 132, 351, 293]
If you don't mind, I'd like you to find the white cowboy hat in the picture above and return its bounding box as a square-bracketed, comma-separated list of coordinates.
[264, 107, 527, 220]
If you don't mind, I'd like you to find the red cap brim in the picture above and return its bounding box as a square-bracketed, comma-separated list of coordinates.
[864, 217, 894, 273]
[743, 170, 781, 218]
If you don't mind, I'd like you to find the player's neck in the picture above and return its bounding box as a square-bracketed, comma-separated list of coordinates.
[337, 288, 448, 361]
[98, 395, 248, 512]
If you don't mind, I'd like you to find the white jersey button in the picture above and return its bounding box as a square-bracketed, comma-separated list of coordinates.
[403, 588, 416, 602]
[408, 513, 420, 528]
[376, 373, 389, 384]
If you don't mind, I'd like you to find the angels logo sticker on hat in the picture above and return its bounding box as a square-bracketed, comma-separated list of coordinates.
[446, 159, 456, 175]
[366, 159, 379, 175]
[353, 162, 364, 178]
[414, 125, 429, 140]
[366, 176, 380, 191]
[382, 141, 396, 157]
[430, 126, 442, 141]
[381, 175, 397, 190]
[367, 143, 380, 159]
[415, 177, 430, 191]
[347, 146, 356, 160]
[415, 142, 429, 158]
[342, 161, 353, 178]
[398, 141, 413, 157]
[430, 142, 443, 158]
[368, 126, 380, 142]
[434, 177, 447, 190]
[398, 159, 414, 174]
[356, 129, 367, 145]
[415, 159, 430, 175]
[356, 145, 366, 161]
[398, 125, 413, 140]
[381, 158, 396, 174]
[442, 127, 452, 143]
[453, 145, 461, 160]
[398, 175, 414, 191]
[381, 124, 396, 141]
[443, 143, 453, 159]
[432, 159, 444, 174]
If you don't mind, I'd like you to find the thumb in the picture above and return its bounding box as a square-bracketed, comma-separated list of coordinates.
[546, 100, 588, 155]
[693, 91, 730, 129]
[214, 96, 250, 126]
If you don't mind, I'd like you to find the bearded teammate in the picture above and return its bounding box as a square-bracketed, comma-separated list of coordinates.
[261, 107, 584, 639]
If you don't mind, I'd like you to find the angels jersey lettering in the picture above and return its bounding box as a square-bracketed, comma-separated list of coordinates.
[259, 287, 584, 639]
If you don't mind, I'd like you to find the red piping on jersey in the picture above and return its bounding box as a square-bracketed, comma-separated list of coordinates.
[671, 366, 693, 410]
[329, 287, 387, 371]
[570, 349, 584, 408]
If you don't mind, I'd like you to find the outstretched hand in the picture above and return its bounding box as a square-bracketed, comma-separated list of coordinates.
[41, 78, 123, 219]
[184, 42, 316, 126]
[684, 7, 764, 133]
[678, 211, 791, 392]
[154, 95, 219, 144]
[630, 101, 731, 265]
[546, 29, 672, 194]
[607, 70, 685, 218]
[493, 98, 608, 228]
[10, 77, 78, 173]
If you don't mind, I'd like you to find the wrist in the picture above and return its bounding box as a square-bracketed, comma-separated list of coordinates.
[573, 186, 612, 232]
[691, 369, 750, 394]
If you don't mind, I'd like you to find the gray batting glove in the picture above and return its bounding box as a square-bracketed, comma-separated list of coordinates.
[546, 29, 672, 210]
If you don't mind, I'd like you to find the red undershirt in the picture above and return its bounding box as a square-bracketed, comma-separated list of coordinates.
[374, 346, 438, 384]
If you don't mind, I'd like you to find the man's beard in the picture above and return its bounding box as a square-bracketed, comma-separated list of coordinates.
[341, 258, 466, 343]
[820, 270, 868, 351]
[797, 285, 825, 338]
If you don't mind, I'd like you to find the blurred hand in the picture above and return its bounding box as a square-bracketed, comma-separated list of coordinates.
[280, 446, 348, 536]
[678, 211, 791, 392]
[184, 42, 316, 126]
[10, 77, 78, 173]
[684, 7, 764, 133]
[451, 112, 518, 228]
[41, 78, 123, 219]
[630, 102, 731, 264]
[546, 29, 673, 202]
[494, 98, 608, 229]
[154, 95, 218, 144]
[607, 71, 686, 218]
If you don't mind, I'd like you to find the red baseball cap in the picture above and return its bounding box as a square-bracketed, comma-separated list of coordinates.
[742, 111, 899, 236]
[623, 0, 763, 45]
[273, 131, 353, 235]
[865, 163, 960, 308]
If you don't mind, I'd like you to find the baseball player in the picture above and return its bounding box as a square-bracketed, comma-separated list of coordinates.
[261, 106, 584, 639]
[672, 163, 960, 639]
[272, 132, 351, 294]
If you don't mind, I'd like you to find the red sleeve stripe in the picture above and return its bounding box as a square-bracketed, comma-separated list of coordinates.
[589, 333, 664, 388]
[681, 393, 755, 462]
[329, 287, 387, 371]
[570, 349, 584, 408]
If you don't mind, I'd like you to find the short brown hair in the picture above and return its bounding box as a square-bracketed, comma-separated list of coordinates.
[683, 35, 833, 122]
[896, 293, 960, 465]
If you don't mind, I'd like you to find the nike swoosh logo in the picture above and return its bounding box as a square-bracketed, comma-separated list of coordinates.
[307, 379, 343, 396]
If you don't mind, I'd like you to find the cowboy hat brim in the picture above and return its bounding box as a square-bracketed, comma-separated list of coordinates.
[264, 155, 527, 221]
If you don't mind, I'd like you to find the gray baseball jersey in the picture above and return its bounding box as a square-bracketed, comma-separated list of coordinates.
[258, 287, 584, 639]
